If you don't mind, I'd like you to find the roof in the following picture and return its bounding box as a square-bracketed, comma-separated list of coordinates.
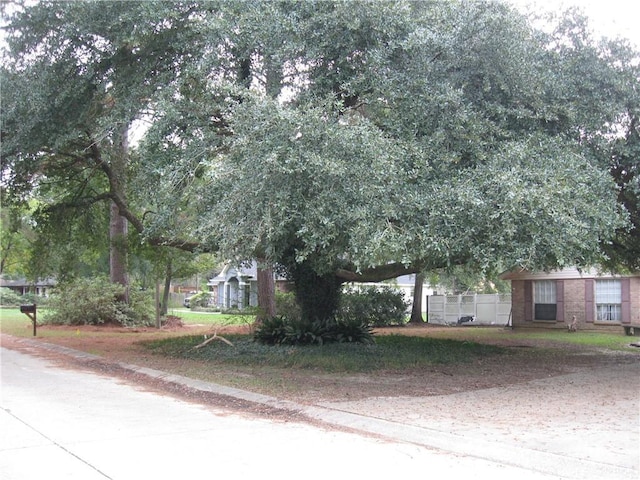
[499, 267, 639, 281]
[0, 277, 57, 288]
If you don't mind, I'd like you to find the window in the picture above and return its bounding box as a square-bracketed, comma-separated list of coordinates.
[596, 279, 621, 322]
[534, 280, 556, 320]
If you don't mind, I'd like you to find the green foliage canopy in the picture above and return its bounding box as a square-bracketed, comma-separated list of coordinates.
[150, 1, 631, 280]
[2, 1, 638, 312]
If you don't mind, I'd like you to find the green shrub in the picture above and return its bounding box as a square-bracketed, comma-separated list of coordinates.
[339, 286, 409, 327]
[254, 315, 373, 346]
[254, 315, 289, 345]
[282, 318, 331, 346]
[44, 277, 154, 327]
[253, 286, 405, 345]
[119, 288, 156, 326]
[0, 288, 48, 307]
[221, 306, 258, 315]
[0, 287, 25, 306]
[333, 312, 375, 343]
[25, 292, 47, 305]
[275, 291, 301, 320]
[187, 291, 214, 309]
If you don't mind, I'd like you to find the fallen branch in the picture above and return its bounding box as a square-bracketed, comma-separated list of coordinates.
[192, 332, 234, 349]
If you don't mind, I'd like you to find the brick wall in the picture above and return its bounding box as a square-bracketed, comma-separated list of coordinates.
[511, 276, 640, 329]
[563, 279, 586, 324]
[511, 280, 525, 325]
[631, 278, 640, 324]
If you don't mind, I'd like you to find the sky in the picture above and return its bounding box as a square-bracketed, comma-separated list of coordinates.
[508, 0, 640, 48]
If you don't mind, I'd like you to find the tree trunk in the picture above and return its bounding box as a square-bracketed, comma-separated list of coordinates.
[109, 201, 129, 302]
[288, 260, 343, 323]
[256, 258, 276, 323]
[409, 273, 425, 324]
[161, 260, 172, 316]
[0, 235, 11, 275]
[253, 60, 281, 325]
[109, 125, 130, 303]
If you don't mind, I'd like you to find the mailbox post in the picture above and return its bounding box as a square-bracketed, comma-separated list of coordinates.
[20, 304, 37, 336]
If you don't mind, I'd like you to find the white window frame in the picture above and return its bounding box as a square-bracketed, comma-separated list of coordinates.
[595, 279, 621, 322]
[533, 280, 557, 321]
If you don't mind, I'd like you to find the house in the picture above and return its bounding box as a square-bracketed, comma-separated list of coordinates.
[501, 267, 640, 330]
[207, 261, 290, 310]
[0, 276, 56, 297]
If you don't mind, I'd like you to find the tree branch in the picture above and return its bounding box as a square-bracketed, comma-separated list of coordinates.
[85, 132, 146, 232]
[82, 131, 206, 252]
[42, 193, 113, 212]
[335, 262, 425, 282]
[145, 236, 210, 253]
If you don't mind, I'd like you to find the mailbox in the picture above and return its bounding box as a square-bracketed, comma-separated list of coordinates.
[19, 304, 37, 336]
[20, 304, 36, 314]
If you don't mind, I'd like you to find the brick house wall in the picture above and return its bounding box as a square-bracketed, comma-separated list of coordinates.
[510, 280, 526, 325]
[630, 277, 640, 325]
[564, 279, 586, 324]
[503, 268, 640, 330]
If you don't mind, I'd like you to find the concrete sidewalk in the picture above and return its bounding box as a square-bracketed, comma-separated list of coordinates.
[1, 337, 638, 479]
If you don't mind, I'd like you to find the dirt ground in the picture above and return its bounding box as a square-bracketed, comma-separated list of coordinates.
[3, 323, 639, 405]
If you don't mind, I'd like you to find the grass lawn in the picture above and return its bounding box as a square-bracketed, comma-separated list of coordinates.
[165, 308, 254, 326]
[1, 308, 40, 335]
[0, 307, 249, 334]
[2, 306, 635, 356]
[414, 325, 636, 351]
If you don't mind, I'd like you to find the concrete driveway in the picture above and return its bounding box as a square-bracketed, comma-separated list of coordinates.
[1, 339, 638, 479]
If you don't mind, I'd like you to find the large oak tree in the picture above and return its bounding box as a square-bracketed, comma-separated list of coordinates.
[2, 1, 638, 322]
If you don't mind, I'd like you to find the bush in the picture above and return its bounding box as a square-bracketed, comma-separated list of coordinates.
[0, 287, 25, 306]
[44, 277, 154, 327]
[333, 312, 375, 343]
[339, 286, 409, 327]
[254, 316, 290, 345]
[254, 315, 374, 346]
[253, 286, 406, 345]
[275, 291, 301, 320]
[0, 288, 47, 307]
[187, 291, 214, 309]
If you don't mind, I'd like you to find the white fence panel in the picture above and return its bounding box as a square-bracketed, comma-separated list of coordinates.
[427, 293, 511, 326]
